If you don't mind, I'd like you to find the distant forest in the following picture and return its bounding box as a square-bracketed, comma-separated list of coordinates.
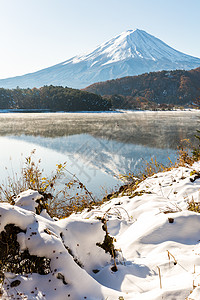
[84, 67, 200, 109]
[1, 67, 200, 112]
[0, 85, 111, 111]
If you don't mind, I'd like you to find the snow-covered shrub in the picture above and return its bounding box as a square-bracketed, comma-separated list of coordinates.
[0, 189, 120, 299]
[0, 224, 51, 278]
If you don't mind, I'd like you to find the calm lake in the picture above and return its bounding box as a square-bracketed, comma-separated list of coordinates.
[0, 111, 199, 198]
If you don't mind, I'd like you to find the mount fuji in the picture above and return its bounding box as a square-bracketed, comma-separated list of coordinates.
[0, 29, 200, 89]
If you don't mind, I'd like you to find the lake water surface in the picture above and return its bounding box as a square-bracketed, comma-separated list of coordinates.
[0, 111, 199, 198]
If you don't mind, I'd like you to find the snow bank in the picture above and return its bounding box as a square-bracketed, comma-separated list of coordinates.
[1, 162, 200, 299]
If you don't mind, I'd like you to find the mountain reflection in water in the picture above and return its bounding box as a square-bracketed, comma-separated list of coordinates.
[0, 111, 199, 197]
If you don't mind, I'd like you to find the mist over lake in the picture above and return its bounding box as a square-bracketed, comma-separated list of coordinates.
[0, 110, 199, 197]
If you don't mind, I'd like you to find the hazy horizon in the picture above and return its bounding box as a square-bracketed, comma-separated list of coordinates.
[0, 0, 199, 79]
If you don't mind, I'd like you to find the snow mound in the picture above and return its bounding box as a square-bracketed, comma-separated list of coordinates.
[0, 191, 120, 299]
[1, 163, 200, 299]
[14, 189, 42, 212]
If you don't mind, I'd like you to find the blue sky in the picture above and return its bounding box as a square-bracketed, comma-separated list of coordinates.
[0, 0, 199, 79]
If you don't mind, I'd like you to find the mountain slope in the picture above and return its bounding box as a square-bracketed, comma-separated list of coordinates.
[0, 29, 200, 89]
[84, 67, 200, 107]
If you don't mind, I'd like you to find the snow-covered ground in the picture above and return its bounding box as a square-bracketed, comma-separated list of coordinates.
[1, 162, 200, 299]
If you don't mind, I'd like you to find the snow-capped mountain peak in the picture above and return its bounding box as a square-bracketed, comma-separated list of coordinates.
[0, 29, 200, 89]
[69, 29, 195, 67]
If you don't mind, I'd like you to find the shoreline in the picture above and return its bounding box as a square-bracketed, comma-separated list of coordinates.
[0, 108, 200, 115]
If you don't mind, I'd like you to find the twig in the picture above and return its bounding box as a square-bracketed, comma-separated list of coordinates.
[104, 206, 131, 221]
[157, 266, 162, 289]
[193, 264, 196, 274]
[64, 169, 96, 203]
[111, 248, 118, 271]
[158, 181, 165, 198]
[167, 250, 177, 265]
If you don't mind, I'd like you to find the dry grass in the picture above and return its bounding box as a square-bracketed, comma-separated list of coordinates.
[0, 150, 99, 219]
[187, 198, 200, 213]
[117, 138, 200, 198]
